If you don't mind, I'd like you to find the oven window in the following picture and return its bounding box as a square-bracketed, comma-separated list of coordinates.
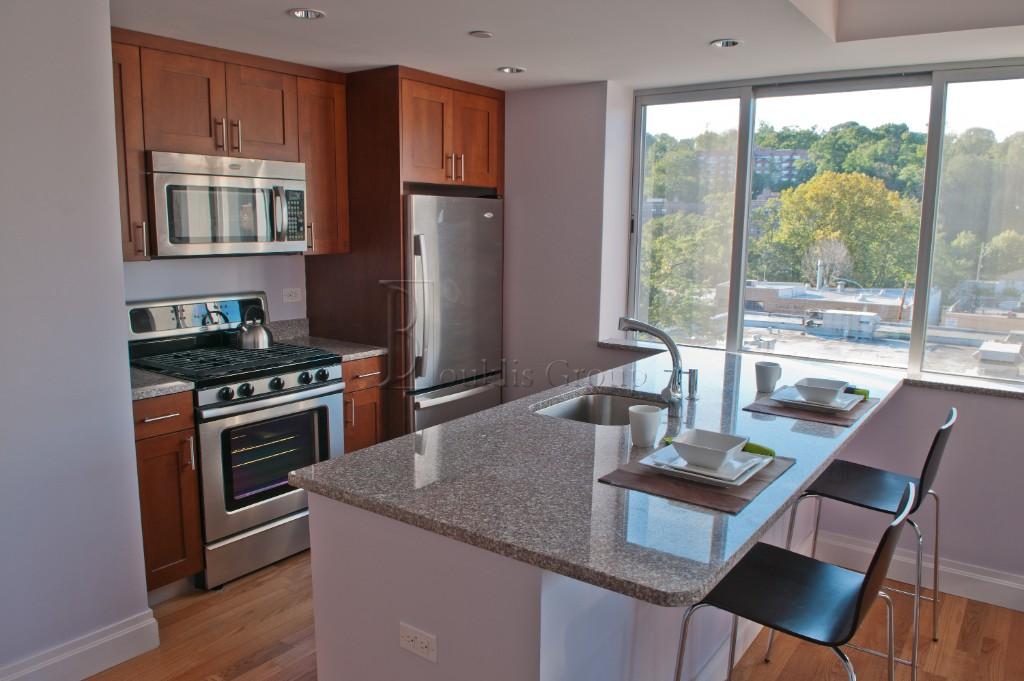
[221, 409, 323, 511]
[166, 185, 273, 244]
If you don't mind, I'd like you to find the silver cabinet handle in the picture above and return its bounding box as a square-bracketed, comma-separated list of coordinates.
[447, 153, 456, 180]
[143, 412, 180, 423]
[215, 117, 226, 150]
[134, 220, 148, 257]
[345, 397, 356, 427]
[354, 371, 382, 379]
[231, 120, 242, 153]
[306, 223, 314, 252]
[458, 153, 465, 182]
[187, 436, 196, 471]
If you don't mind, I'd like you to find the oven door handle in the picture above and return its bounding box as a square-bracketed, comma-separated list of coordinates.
[198, 382, 345, 421]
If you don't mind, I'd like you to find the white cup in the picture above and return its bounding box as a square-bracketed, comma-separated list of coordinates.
[755, 361, 782, 393]
[628, 405, 663, 448]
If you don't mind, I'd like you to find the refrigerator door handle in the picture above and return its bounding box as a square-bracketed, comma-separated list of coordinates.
[413, 233, 429, 377]
[414, 382, 502, 410]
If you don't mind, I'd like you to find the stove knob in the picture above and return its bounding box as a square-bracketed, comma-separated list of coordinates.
[298, 371, 313, 385]
[269, 377, 285, 391]
[218, 386, 235, 401]
[237, 383, 254, 398]
[315, 368, 330, 382]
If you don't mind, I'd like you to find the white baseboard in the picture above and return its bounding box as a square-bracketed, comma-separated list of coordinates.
[817, 530, 1024, 612]
[0, 611, 159, 681]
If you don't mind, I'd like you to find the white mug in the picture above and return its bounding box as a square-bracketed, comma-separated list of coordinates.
[628, 405, 663, 448]
[755, 361, 782, 393]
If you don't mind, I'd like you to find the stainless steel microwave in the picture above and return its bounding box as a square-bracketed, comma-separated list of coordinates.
[147, 152, 308, 257]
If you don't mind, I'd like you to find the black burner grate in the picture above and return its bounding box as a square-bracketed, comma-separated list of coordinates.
[133, 343, 338, 383]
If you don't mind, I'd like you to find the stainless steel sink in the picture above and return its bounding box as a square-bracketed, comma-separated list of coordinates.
[534, 393, 666, 426]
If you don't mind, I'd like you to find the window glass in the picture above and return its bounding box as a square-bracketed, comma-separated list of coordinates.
[740, 86, 931, 366]
[635, 98, 740, 348]
[923, 78, 1024, 382]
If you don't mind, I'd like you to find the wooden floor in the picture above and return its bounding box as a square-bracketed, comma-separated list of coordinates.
[91, 551, 1023, 681]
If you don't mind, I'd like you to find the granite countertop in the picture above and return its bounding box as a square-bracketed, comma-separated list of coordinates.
[130, 367, 193, 401]
[266, 319, 388, 362]
[290, 347, 902, 607]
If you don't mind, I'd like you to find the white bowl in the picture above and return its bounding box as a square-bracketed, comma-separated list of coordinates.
[671, 429, 749, 470]
[794, 378, 849, 405]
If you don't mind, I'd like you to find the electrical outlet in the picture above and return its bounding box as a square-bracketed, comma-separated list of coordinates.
[399, 622, 437, 663]
[283, 288, 303, 303]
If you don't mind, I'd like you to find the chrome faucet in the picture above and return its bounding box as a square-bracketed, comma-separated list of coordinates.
[619, 317, 695, 416]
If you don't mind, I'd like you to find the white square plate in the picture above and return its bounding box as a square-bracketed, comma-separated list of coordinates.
[638, 446, 773, 487]
[770, 385, 864, 413]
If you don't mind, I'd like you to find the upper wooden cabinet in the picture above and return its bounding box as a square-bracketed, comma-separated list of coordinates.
[140, 49, 228, 155]
[225, 64, 298, 161]
[452, 91, 501, 188]
[112, 43, 149, 261]
[401, 80, 454, 184]
[400, 77, 502, 188]
[298, 78, 349, 253]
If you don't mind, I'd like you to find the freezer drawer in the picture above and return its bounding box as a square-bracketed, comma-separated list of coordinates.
[412, 375, 503, 430]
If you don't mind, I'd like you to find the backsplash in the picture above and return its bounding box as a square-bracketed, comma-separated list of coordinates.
[123, 255, 307, 321]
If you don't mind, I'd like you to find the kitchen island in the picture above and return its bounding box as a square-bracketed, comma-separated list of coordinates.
[289, 348, 903, 681]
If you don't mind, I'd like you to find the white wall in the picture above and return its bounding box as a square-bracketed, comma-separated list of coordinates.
[503, 82, 639, 401]
[0, 1, 158, 678]
[124, 255, 306, 321]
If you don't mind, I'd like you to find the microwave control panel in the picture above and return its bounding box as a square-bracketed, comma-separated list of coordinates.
[285, 190, 306, 242]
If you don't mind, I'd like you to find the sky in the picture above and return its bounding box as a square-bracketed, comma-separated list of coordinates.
[645, 80, 1024, 142]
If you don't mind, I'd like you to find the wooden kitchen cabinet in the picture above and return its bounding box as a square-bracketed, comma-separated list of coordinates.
[344, 387, 384, 453]
[112, 42, 149, 261]
[226, 64, 298, 161]
[452, 91, 501, 188]
[135, 425, 203, 591]
[401, 80, 454, 184]
[399, 77, 502, 188]
[298, 78, 350, 254]
[140, 49, 227, 155]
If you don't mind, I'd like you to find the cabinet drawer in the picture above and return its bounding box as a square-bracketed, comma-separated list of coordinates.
[343, 356, 386, 392]
[133, 392, 194, 439]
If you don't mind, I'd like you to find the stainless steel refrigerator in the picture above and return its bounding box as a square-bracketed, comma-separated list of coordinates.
[406, 195, 503, 430]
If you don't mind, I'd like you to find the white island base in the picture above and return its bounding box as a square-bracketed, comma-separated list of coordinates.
[307, 494, 805, 681]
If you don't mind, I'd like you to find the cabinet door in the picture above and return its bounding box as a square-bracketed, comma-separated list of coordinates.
[226, 65, 298, 161]
[135, 429, 203, 590]
[452, 91, 501, 188]
[298, 78, 349, 253]
[141, 49, 227, 154]
[401, 80, 454, 184]
[344, 388, 384, 453]
[112, 43, 149, 261]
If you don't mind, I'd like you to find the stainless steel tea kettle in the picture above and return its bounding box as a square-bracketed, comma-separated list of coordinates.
[235, 306, 274, 350]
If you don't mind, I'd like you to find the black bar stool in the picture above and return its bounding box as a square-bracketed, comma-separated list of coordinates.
[675, 483, 915, 681]
[766, 407, 957, 681]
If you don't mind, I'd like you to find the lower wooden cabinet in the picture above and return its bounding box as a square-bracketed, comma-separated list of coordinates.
[133, 392, 202, 591]
[344, 387, 384, 453]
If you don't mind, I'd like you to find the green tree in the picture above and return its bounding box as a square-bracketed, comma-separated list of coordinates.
[984, 230, 1024, 277]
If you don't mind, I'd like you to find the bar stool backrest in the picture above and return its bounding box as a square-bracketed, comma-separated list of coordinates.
[915, 408, 957, 514]
[842, 482, 916, 645]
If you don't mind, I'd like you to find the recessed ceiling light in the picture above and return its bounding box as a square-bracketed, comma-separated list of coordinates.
[709, 38, 741, 48]
[468, 30, 494, 39]
[497, 66, 526, 74]
[287, 8, 326, 20]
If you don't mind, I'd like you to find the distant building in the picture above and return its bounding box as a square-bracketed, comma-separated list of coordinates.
[718, 280, 915, 323]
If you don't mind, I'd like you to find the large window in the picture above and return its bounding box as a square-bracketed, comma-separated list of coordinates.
[635, 97, 740, 348]
[741, 86, 931, 367]
[630, 65, 1024, 384]
[923, 76, 1024, 380]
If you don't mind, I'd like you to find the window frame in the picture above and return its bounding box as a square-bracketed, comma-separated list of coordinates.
[628, 58, 1024, 381]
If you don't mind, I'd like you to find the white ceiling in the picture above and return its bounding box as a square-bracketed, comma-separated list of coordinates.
[109, 0, 1024, 91]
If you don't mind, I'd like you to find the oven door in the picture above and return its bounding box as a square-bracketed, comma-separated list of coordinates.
[197, 383, 343, 542]
[150, 172, 307, 257]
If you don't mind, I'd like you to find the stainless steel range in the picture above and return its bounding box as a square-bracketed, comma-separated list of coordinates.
[128, 293, 344, 588]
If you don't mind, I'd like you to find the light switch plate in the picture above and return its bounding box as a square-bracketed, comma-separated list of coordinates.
[283, 288, 303, 303]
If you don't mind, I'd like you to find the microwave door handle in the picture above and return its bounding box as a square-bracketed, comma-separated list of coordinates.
[272, 186, 287, 242]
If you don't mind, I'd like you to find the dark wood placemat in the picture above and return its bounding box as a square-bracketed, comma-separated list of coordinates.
[598, 456, 796, 514]
[742, 396, 880, 427]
